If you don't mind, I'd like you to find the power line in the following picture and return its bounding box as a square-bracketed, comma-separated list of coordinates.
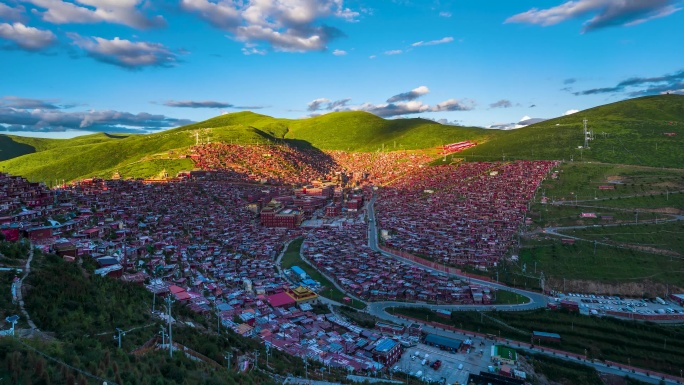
[13, 338, 118, 385]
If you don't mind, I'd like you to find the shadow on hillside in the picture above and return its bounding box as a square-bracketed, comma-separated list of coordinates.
[104, 133, 129, 139]
[283, 139, 341, 175]
[0, 136, 35, 161]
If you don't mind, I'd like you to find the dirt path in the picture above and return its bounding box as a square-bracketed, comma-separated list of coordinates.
[15, 243, 38, 330]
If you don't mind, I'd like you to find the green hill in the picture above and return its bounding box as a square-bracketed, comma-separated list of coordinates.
[1, 95, 682, 182]
[459, 94, 684, 167]
[0, 111, 490, 182]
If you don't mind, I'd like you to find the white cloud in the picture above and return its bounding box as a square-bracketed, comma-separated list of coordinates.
[431, 99, 474, 112]
[0, 3, 26, 22]
[411, 36, 454, 47]
[369, 55, 376, 59]
[564, 109, 579, 115]
[307, 98, 331, 111]
[384, 49, 402, 55]
[387, 86, 430, 103]
[439, 11, 452, 18]
[69, 33, 178, 68]
[241, 46, 266, 55]
[0, 104, 193, 133]
[307, 87, 474, 118]
[25, 0, 166, 29]
[0, 22, 56, 50]
[332, 49, 347, 56]
[505, 0, 681, 33]
[181, 0, 358, 53]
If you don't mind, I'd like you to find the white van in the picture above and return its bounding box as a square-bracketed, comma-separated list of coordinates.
[458, 364, 464, 370]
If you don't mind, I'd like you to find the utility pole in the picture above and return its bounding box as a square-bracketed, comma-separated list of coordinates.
[265, 344, 271, 369]
[114, 328, 125, 349]
[166, 295, 175, 358]
[159, 325, 167, 346]
[253, 350, 260, 370]
[224, 351, 232, 370]
[304, 358, 309, 380]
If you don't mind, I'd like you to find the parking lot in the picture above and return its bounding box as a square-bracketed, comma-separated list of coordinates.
[558, 293, 684, 316]
[391, 341, 494, 384]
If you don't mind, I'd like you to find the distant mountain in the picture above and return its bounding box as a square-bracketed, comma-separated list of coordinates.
[459, 94, 684, 167]
[0, 94, 682, 182]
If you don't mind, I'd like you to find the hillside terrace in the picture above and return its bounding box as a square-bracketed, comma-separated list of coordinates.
[376, 160, 558, 268]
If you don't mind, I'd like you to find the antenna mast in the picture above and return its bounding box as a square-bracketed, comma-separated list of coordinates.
[583, 119, 590, 149]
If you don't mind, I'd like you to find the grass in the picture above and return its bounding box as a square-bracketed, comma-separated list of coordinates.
[515, 237, 684, 287]
[561, 222, 684, 258]
[494, 290, 529, 305]
[390, 307, 684, 377]
[280, 238, 366, 310]
[525, 353, 604, 385]
[532, 162, 684, 205]
[459, 94, 684, 168]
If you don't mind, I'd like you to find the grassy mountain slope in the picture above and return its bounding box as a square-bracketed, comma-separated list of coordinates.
[1, 95, 682, 182]
[459, 95, 684, 167]
[0, 125, 275, 182]
[283, 111, 492, 151]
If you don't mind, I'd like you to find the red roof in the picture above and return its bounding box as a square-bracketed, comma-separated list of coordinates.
[174, 291, 192, 301]
[169, 285, 185, 294]
[266, 292, 296, 308]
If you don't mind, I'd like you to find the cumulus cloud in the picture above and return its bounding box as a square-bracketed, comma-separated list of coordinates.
[307, 87, 473, 118]
[489, 116, 547, 130]
[490, 99, 513, 109]
[0, 105, 193, 133]
[69, 33, 178, 69]
[575, 68, 684, 96]
[564, 109, 579, 115]
[0, 3, 26, 22]
[387, 86, 429, 103]
[505, 0, 681, 33]
[307, 98, 330, 111]
[411, 36, 453, 47]
[431, 99, 474, 112]
[332, 49, 346, 56]
[307, 97, 350, 111]
[355, 101, 431, 117]
[0, 22, 56, 51]
[25, 0, 166, 29]
[1, 96, 68, 109]
[180, 0, 357, 53]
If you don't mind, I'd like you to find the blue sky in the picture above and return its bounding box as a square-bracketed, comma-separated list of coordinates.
[1, 0, 683, 137]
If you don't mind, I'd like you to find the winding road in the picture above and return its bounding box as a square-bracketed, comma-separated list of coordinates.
[364, 192, 548, 317]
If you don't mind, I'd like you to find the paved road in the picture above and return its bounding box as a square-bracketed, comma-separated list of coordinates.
[365, 192, 548, 313]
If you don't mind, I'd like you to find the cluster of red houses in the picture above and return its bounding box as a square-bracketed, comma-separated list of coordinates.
[301, 197, 495, 304]
[0, 171, 422, 372]
[376, 160, 558, 268]
[188, 143, 433, 187]
[0, 153, 556, 373]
